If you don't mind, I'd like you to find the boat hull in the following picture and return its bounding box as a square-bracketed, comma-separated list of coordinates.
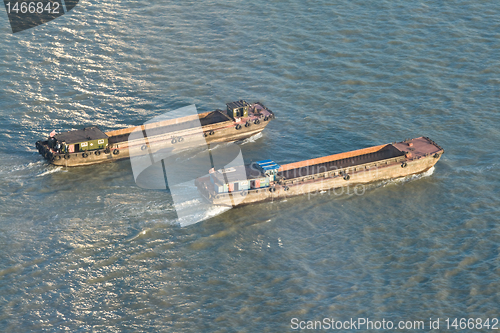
[37, 106, 274, 167]
[196, 137, 444, 207]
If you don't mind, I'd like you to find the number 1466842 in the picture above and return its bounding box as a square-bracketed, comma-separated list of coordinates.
[5, 1, 60, 14]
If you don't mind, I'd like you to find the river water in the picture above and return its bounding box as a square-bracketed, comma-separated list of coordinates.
[1, 0, 499, 331]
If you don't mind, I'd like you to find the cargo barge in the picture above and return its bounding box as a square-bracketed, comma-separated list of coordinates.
[195, 137, 444, 206]
[35, 101, 274, 167]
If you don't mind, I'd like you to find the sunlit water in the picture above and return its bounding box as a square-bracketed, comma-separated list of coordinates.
[1, 0, 500, 331]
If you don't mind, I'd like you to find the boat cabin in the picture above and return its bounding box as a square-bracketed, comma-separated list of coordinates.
[51, 126, 109, 153]
[226, 100, 249, 119]
[208, 160, 281, 194]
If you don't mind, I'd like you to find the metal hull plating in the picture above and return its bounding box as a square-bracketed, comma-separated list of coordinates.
[47, 121, 269, 167]
[36, 102, 274, 167]
[196, 137, 444, 207]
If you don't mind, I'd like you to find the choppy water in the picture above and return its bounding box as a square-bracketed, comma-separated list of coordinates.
[1, 0, 500, 331]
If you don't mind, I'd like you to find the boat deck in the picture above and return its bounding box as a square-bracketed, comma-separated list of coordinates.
[278, 145, 404, 180]
[392, 137, 442, 159]
[277, 137, 443, 180]
[108, 110, 232, 144]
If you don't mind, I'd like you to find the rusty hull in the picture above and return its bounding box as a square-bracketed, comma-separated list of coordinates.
[37, 103, 274, 167]
[201, 137, 444, 207]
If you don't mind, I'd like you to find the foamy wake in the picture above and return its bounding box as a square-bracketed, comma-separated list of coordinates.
[393, 166, 435, 184]
[36, 166, 64, 177]
[175, 203, 231, 227]
[1, 160, 44, 174]
[239, 132, 263, 145]
[200, 205, 232, 223]
[173, 198, 202, 210]
[374, 166, 435, 189]
[0, 160, 65, 179]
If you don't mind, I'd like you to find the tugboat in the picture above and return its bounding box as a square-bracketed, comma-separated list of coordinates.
[36, 101, 274, 167]
[195, 137, 444, 206]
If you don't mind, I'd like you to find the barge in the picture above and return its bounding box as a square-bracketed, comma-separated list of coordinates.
[195, 137, 444, 206]
[35, 101, 274, 167]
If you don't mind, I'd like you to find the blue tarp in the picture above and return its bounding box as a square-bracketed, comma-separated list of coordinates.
[256, 160, 280, 172]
